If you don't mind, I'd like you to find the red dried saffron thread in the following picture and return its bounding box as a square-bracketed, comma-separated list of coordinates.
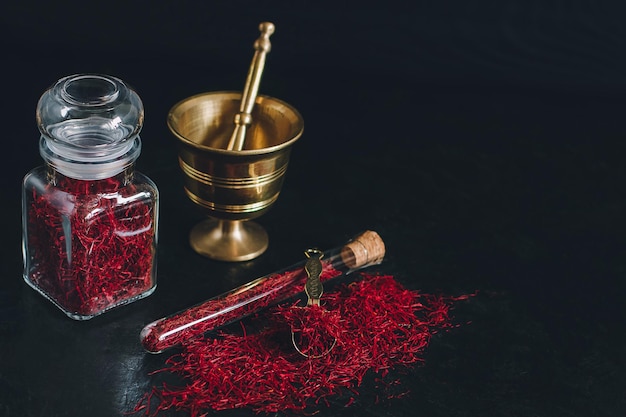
[140, 262, 343, 353]
[134, 273, 473, 416]
[26, 172, 156, 316]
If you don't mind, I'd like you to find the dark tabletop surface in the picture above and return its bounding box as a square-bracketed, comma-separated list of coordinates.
[1, 1, 625, 416]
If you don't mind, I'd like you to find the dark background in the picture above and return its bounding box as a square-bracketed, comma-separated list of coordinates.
[1, 1, 625, 416]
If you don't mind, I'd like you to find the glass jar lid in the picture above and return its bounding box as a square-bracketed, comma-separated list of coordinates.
[37, 74, 144, 180]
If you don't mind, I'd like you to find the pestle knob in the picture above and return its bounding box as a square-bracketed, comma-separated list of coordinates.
[227, 22, 275, 151]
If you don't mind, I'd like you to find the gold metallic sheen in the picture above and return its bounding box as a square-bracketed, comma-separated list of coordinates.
[168, 91, 303, 261]
[227, 22, 275, 151]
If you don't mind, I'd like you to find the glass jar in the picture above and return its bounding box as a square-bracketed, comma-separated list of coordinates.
[22, 74, 159, 320]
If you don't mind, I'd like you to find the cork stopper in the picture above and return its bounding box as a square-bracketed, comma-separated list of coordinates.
[340, 230, 386, 269]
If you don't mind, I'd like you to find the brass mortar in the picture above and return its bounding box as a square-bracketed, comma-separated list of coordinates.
[167, 91, 304, 261]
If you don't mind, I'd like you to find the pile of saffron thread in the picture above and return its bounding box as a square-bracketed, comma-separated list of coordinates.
[26, 174, 155, 316]
[135, 273, 472, 416]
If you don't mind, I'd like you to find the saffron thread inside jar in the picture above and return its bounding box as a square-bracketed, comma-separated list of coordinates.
[24, 169, 157, 318]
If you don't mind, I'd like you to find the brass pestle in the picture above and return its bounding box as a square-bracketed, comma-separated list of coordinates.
[227, 22, 275, 151]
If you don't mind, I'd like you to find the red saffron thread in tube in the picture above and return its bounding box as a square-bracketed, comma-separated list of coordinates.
[134, 273, 474, 416]
[141, 263, 342, 353]
[140, 230, 386, 353]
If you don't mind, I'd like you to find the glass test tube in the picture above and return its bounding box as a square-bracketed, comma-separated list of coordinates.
[140, 230, 385, 353]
